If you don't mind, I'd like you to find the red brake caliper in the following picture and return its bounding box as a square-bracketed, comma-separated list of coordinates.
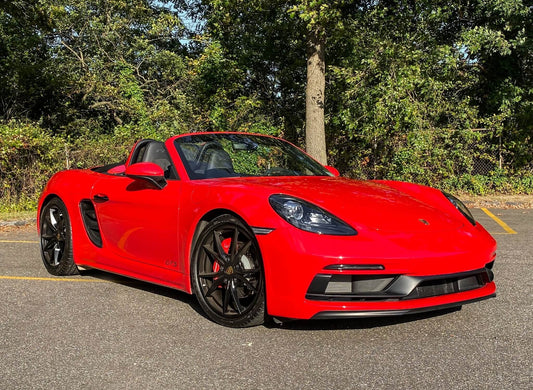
[213, 237, 232, 273]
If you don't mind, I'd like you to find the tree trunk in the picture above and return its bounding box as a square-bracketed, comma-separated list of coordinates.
[305, 26, 327, 165]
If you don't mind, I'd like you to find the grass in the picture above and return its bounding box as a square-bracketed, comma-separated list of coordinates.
[0, 210, 36, 222]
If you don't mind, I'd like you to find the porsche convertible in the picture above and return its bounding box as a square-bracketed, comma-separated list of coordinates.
[38, 132, 496, 327]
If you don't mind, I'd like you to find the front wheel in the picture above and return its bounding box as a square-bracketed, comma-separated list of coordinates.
[39, 197, 78, 276]
[191, 215, 265, 327]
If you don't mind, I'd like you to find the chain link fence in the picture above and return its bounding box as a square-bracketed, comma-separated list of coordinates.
[340, 128, 519, 185]
[468, 129, 500, 176]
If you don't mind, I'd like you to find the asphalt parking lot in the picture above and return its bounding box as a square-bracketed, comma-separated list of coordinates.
[1, 208, 531, 389]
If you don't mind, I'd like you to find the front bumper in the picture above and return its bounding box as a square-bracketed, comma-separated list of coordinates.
[257, 222, 497, 320]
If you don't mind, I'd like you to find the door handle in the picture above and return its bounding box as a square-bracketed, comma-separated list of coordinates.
[93, 194, 109, 203]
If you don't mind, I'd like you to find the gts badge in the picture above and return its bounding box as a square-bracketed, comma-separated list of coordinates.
[165, 259, 178, 267]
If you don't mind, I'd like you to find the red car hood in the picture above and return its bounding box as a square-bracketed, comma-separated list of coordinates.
[219, 176, 463, 233]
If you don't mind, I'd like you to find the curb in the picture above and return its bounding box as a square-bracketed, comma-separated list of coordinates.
[462, 200, 533, 210]
[0, 218, 37, 227]
[464, 202, 529, 209]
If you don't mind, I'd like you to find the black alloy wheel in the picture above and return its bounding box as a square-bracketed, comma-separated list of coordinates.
[39, 197, 78, 276]
[192, 215, 265, 327]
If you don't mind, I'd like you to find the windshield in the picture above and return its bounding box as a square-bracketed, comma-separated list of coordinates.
[174, 133, 331, 180]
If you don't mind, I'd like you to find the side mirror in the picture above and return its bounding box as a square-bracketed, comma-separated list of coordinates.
[108, 164, 126, 174]
[125, 162, 167, 189]
[325, 165, 340, 177]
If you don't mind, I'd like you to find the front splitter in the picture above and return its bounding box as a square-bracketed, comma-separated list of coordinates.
[310, 294, 496, 320]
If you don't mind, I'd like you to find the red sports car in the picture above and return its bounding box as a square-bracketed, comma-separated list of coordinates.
[38, 132, 496, 327]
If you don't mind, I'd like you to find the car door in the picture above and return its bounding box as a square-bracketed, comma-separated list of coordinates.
[90, 141, 183, 276]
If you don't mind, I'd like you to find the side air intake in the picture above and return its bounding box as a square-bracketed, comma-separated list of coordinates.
[79, 200, 103, 248]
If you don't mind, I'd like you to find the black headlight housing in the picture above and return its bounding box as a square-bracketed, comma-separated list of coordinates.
[269, 194, 357, 236]
[442, 191, 476, 226]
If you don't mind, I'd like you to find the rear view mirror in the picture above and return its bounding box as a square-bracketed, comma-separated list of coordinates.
[125, 162, 167, 189]
[232, 140, 258, 151]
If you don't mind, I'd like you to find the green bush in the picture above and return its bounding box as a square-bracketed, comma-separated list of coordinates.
[441, 171, 533, 195]
[1, 120, 531, 214]
[0, 122, 66, 212]
[0, 121, 191, 212]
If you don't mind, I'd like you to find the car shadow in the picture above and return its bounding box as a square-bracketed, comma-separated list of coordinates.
[79, 268, 462, 330]
[78, 268, 205, 316]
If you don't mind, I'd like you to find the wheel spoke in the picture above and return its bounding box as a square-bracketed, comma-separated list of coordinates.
[43, 239, 57, 251]
[205, 277, 225, 298]
[213, 231, 226, 258]
[230, 227, 239, 257]
[57, 217, 65, 233]
[202, 244, 227, 266]
[45, 217, 57, 234]
[229, 280, 243, 315]
[53, 244, 61, 265]
[223, 284, 231, 314]
[41, 233, 55, 240]
[234, 240, 252, 264]
[198, 271, 223, 279]
[49, 208, 58, 230]
[235, 274, 258, 293]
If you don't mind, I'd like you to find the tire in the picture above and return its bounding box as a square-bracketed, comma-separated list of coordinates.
[191, 215, 265, 327]
[39, 197, 78, 276]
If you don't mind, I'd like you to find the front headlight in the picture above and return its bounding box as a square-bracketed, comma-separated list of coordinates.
[269, 194, 357, 236]
[442, 191, 476, 226]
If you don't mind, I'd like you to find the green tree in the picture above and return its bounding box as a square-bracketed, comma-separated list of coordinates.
[459, 0, 532, 171]
[185, 0, 352, 162]
[184, 37, 280, 135]
[188, 0, 531, 178]
[324, 1, 531, 183]
[1, 0, 531, 211]
[44, 0, 192, 138]
[289, 1, 347, 164]
[1, 1, 193, 139]
[186, 0, 307, 139]
[0, 1, 57, 121]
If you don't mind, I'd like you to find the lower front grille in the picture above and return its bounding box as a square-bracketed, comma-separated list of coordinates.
[306, 267, 493, 302]
[406, 273, 486, 299]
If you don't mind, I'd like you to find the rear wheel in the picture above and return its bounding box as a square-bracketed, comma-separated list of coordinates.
[191, 215, 265, 327]
[39, 197, 78, 276]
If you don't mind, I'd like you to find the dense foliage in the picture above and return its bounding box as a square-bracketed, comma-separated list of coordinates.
[1, 0, 531, 210]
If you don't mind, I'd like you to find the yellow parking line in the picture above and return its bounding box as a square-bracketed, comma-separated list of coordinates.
[481, 208, 517, 234]
[0, 240, 38, 243]
[0, 275, 109, 283]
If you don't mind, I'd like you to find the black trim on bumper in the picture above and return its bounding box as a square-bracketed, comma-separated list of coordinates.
[310, 294, 496, 320]
[306, 267, 494, 302]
